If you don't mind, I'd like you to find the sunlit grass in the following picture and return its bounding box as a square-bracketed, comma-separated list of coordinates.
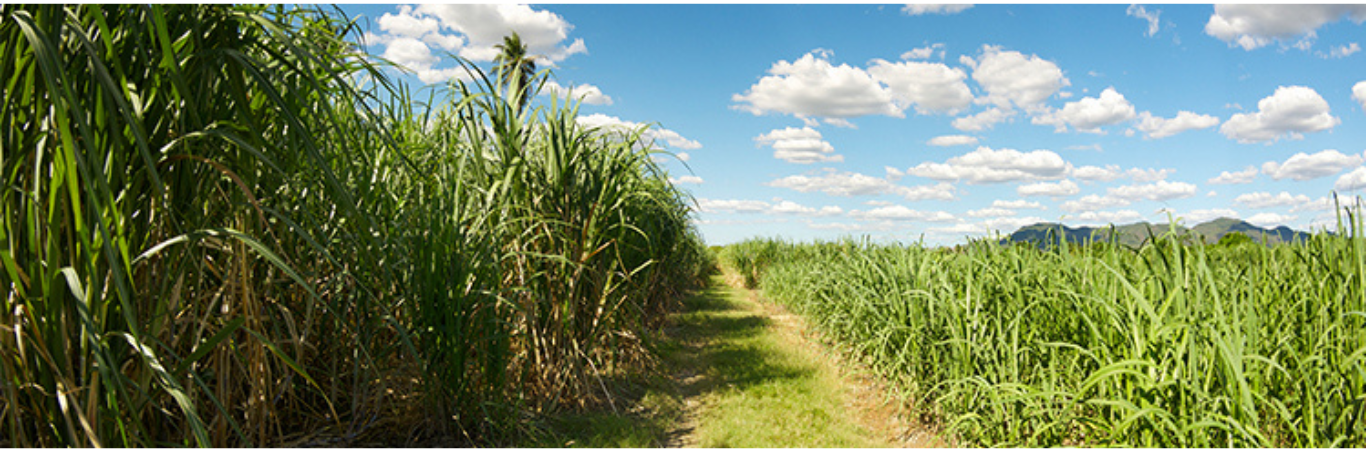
[722, 205, 1366, 447]
[0, 4, 709, 447]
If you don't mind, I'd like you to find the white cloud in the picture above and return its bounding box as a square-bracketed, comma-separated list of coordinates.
[768, 200, 843, 217]
[927, 135, 979, 146]
[676, 152, 691, 162]
[733, 50, 901, 123]
[365, 4, 587, 84]
[1109, 180, 1197, 201]
[1354, 81, 1366, 110]
[1320, 42, 1361, 59]
[755, 127, 842, 164]
[907, 146, 1069, 184]
[868, 60, 974, 115]
[964, 45, 1070, 111]
[1032, 87, 1137, 133]
[967, 207, 1015, 218]
[1070, 210, 1144, 226]
[895, 182, 959, 201]
[851, 205, 957, 222]
[952, 107, 1014, 132]
[670, 175, 704, 185]
[1261, 149, 1364, 181]
[1334, 167, 1366, 191]
[1072, 165, 1122, 182]
[1234, 191, 1312, 209]
[1126, 168, 1174, 183]
[901, 4, 973, 15]
[1127, 5, 1162, 37]
[541, 81, 613, 105]
[766, 169, 955, 200]
[1290, 196, 1337, 213]
[1181, 208, 1240, 224]
[902, 43, 945, 60]
[1208, 166, 1258, 185]
[577, 113, 701, 150]
[981, 215, 1048, 232]
[1220, 86, 1340, 143]
[992, 199, 1046, 210]
[697, 198, 770, 213]
[1205, 5, 1366, 51]
[1133, 111, 1221, 139]
[1061, 194, 1131, 212]
[414, 4, 588, 62]
[1247, 212, 1298, 228]
[1018, 179, 1080, 197]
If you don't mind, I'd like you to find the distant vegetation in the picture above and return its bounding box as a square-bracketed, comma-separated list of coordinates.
[0, 4, 709, 447]
[721, 213, 1366, 447]
[1004, 217, 1312, 249]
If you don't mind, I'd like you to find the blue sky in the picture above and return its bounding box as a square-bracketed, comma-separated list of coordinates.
[341, 3, 1366, 245]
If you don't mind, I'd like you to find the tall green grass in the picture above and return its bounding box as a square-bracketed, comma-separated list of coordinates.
[723, 206, 1366, 447]
[0, 4, 709, 447]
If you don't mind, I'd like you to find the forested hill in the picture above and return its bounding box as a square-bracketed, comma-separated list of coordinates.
[1004, 217, 1311, 247]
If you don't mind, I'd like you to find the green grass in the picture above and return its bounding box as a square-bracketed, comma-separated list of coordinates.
[721, 211, 1366, 447]
[0, 5, 710, 447]
[672, 276, 888, 448]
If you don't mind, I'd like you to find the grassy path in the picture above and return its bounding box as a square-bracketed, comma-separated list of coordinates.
[665, 274, 940, 448]
[520, 274, 941, 447]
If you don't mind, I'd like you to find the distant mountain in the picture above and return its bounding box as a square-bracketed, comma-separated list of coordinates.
[1003, 217, 1310, 248]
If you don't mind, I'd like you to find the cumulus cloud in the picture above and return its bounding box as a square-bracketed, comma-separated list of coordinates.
[927, 135, 979, 146]
[768, 200, 844, 217]
[541, 81, 613, 105]
[952, 107, 1014, 132]
[697, 198, 770, 213]
[1208, 166, 1258, 185]
[1032, 87, 1137, 133]
[670, 175, 704, 185]
[1334, 167, 1366, 191]
[414, 4, 587, 62]
[993, 199, 1046, 210]
[908, 146, 1069, 184]
[364, 4, 587, 84]
[1070, 210, 1144, 226]
[577, 113, 701, 150]
[1290, 196, 1337, 213]
[1071, 165, 1122, 182]
[850, 205, 957, 222]
[1061, 194, 1131, 212]
[1354, 81, 1366, 110]
[902, 4, 973, 15]
[1261, 149, 1364, 181]
[1235, 191, 1313, 209]
[697, 198, 842, 218]
[1205, 5, 1366, 51]
[755, 127, 842, 164]
[1109, 180, 1197, 201]
[867, 60, 974, 114]
[1134, 111, 1221, 139]
[767, 169, 956, 201]
[732, 50, 901, 123]
[963, 45, 1070, 111]
[902, 43, 945, 60]
[967, 207, 1015, 218]
[1320, 42, 1362, 59]
[1127, 5, 1162, 37]
[1220, 86, 1340, 143]
[1182, 208, 1241, 224]
[1018, 179, 1080, 197]
[1247, 212, 1298, 227]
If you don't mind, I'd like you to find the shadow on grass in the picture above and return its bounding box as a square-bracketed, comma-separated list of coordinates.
[514, 276, 817, 448]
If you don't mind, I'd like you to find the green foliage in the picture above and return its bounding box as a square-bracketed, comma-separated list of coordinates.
[0, 4, 711, 447]
[722, 214, 1366, 447]
[1216, 231, 1255, 247]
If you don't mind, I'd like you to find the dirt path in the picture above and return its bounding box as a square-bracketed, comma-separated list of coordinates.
[661, 273, 945, 448]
